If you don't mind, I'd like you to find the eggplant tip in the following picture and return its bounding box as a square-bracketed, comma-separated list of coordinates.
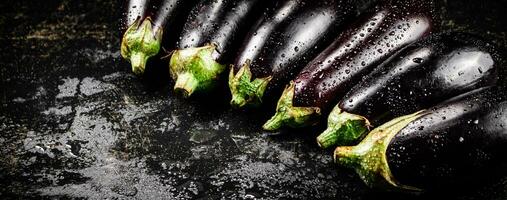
[332, 111, 426, 191]
[230, 96, 248, 109]
[333, 146, 353, 164]
[263, 82, 322, 131]
[169, 45, 226, 96]
[130, 52, 149, 75]
[228, 63, 272, 109]
[173, 72, 198, 98]
[317, 107, 372, 149]
[174, 87, 192, 99]
[262, 114, 284, 131]
[316, 129, 337, 149]
[121, 17, 162, 75]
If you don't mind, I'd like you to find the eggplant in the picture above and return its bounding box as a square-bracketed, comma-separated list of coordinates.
[317, 32, 500, 148]
[169, 0, 266, 98]
[263, 0, 435, 131]
[228, 0, 365, 108]
[334, 86, 507, 191]
[121, 0, 195, 75]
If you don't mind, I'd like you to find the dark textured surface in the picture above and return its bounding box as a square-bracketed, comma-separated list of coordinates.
[0, 0, 506, 199]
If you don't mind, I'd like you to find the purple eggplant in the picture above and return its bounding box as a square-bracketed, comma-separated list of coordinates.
[317, 32, 500, 148]
[263, 0, 436, 131]
[335, 86, 507, 191]
[121, 0, 196, 75]
[228, 0, 367, 108]
[169, 0, 266, 98]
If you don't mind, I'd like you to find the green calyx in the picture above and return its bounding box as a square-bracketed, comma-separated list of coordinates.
[121, 17, 162, 75]
[228, 61, 273, 108]
[262, 82, 321, 131]
[334, 111, 426, 191]
[169, 44, 226, 98]
[316, 105, 372, 149]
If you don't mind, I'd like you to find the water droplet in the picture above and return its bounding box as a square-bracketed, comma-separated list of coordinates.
[412, 58, 423, 63]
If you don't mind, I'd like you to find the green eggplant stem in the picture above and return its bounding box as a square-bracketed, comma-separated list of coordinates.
[174, 72, 199, 98]
[121, 17, 162, 75]
[334, 111, 426, 191]
[262, 82, 321, 131]
[228, 60, 273, 108]
[316, 105, 372, 149]
[169, 44, 226, 98]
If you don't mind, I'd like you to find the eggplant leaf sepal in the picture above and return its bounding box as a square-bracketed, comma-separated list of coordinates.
[121, 17, 162, 75]
[169, 43, 226, 98]
[334, 111, 426, 192]
[229, 60, 273, 108]
[263, 81, 321, 131]
[317, 105, 372, 148]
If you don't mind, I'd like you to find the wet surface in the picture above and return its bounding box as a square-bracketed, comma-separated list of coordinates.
[1, 0, 506, 199]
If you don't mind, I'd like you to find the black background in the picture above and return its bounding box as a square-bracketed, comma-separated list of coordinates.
[1, 0, 506, 199]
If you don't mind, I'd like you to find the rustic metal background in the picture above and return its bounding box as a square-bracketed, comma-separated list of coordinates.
[1, 0, 506, 199]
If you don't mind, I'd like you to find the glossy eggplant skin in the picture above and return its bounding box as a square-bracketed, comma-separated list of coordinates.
[169, 0, 266, 98]
[263, 0, 436, 131]
[228, 0, 361, 108]
[342, 33, 499, 126]
[176, 0, 265, 64]
[386, 87, 507, 189]
[293, 0, 435, 110]
[124, 0, 148, 29]
[124, 0, 188, 31]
